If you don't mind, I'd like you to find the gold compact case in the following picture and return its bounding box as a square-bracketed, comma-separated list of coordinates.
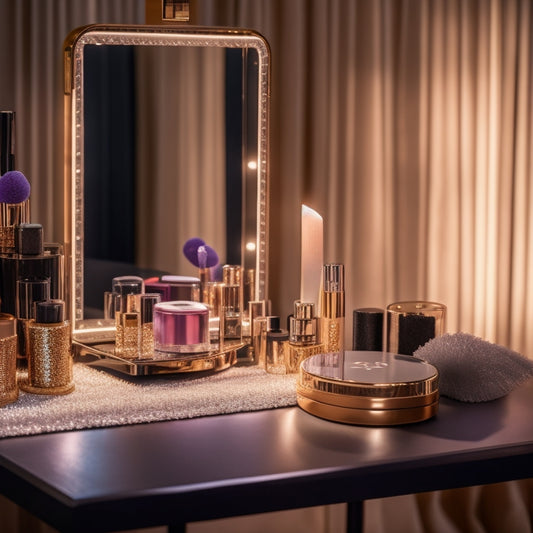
[297, 351, 439, 426]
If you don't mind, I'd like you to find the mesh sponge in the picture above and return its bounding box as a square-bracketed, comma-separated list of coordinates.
[414, 332, 533, 402]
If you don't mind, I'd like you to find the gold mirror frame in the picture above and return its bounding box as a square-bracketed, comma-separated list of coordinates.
[63, 24, 270, 342]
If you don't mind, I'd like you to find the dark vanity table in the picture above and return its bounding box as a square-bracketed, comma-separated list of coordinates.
[1, 378, 533, 533]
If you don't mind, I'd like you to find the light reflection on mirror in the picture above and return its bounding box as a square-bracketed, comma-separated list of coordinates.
[65, 27, 269, 335]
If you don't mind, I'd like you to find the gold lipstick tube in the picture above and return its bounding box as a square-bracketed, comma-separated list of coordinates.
[320, 264, 345, 353]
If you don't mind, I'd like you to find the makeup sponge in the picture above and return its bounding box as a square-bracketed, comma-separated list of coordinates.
[414, 332, 533, 402]
[0, 170, 31, 203]
[183, 237, 219, 268]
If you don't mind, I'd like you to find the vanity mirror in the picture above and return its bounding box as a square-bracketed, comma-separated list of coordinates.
[63, 24, 270, 371]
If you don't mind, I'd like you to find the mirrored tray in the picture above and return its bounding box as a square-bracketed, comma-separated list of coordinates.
[73, 338, 247, 376]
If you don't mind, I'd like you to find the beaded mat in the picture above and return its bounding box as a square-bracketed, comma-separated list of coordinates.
[0, 363, 298, 438]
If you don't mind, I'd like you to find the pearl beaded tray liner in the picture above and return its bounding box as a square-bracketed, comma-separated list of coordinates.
[0, 364, 297, 438]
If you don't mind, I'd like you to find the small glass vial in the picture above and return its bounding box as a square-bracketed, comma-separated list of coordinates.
[139, 293, 161, 359]
[287, 301, 324, 373]
[264, 316, 289, 374]
[22, 299, 74, 395]
[160, 275, 201, 301]
[386, 301, 446, 355]
[112, 276, 144, 356]
[0, 313, 18, 407]
[222, 265, 243, 340]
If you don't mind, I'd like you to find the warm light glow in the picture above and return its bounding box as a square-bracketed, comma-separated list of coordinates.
[247, 160, 258, 170]
[300, 205, 324, 307]
[246, 241, 256, 252]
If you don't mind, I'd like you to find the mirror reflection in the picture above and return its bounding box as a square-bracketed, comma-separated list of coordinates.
[64, 26, 269, 333]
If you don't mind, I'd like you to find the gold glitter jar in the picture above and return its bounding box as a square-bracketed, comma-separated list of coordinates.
[21, 300, 74, 395]
[0, 313, 18, 407]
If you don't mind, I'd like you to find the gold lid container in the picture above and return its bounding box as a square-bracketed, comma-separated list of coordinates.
[297, 351, 439, 426]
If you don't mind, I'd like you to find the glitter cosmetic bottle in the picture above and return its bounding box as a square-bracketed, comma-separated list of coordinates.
[287, 301, 324, 373]
[22, 299, 74, 395]
[0, 312, 18, 407]
[320, 264, 345, 353]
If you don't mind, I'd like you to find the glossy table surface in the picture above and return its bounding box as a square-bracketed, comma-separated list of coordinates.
[1, 379, 533, 533]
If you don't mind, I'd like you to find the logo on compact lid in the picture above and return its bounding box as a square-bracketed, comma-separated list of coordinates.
[350, 361, 389, 371]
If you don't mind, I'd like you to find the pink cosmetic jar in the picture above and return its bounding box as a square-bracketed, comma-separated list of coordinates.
[153, 301, 210, 356]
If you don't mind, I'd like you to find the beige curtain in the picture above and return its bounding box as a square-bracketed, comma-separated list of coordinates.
[200, 0, 533, 357]
[1, 1, 533, 532]
[135, 45, 226, 275]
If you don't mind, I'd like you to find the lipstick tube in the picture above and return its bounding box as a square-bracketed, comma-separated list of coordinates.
[320, 264, 345, 353]
[0, 312, 18, 407]
[287, 301, 324, 373]
[22, 299, 74, 395]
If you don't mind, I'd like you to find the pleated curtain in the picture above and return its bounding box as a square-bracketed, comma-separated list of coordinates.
[199, 0, 533, 355]
[1, 1, 533, 533]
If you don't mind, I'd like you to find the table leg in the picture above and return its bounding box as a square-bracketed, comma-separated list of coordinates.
[346, 501, 363, 533]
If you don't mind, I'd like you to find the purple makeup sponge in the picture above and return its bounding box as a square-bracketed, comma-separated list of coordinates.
[183, 238, 218, 268]
[0, 170, 31, 204]
[414, 332, 533, 402]
[183, 238, 205, 265]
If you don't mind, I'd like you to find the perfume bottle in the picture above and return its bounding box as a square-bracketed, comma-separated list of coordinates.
[111, 276, 144, 356]
[222, 265, 243, 340]
[320, 264, 345, 353]
[22, 299, 74, 395]
[287, 301, 324, 373]
[264, 316, 289, 374]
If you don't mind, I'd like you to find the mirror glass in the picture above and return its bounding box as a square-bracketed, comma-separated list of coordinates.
[64, 25, 270, 338]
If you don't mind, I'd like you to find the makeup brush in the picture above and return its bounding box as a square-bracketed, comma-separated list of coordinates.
[183, 237, 219, 280]
[414, 332, 533, 402]
[0, 170, 31, 254]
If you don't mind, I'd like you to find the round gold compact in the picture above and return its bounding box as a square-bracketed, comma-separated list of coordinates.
[297, 351, 439, 426]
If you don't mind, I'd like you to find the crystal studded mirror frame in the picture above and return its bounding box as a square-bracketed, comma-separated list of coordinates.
[63, 24, 270, 341]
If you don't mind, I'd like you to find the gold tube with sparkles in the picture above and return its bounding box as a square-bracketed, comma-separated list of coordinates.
[0, 313, 18, 407]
